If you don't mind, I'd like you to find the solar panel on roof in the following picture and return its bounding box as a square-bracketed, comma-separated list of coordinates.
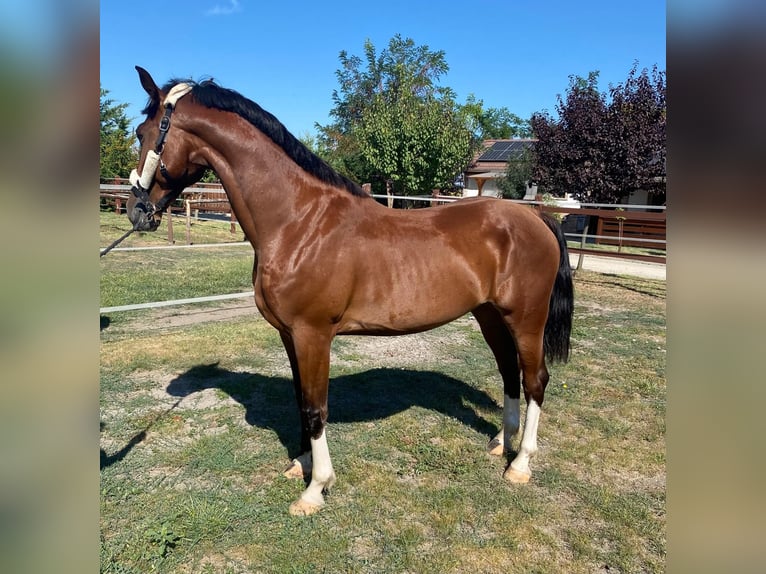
[479, 151, 503, 161]
[477, 140, 534, 162]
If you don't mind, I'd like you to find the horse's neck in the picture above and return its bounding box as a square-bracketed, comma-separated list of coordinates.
[198, 117, 343, 254]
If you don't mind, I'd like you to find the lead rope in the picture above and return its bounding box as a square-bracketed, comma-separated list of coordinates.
[100, 223, 140, 257]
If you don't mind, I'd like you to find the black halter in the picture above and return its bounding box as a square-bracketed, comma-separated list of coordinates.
[101, 85, 191, 255]
[131, 102, 178, 218]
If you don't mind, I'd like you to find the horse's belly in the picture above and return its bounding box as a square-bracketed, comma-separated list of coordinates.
[336, 314, 460, 336]
[337, 287, 481, 336]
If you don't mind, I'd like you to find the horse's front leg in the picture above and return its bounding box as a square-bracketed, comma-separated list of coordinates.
[280, 332, 313, 479]
[286, 327, 336, 516]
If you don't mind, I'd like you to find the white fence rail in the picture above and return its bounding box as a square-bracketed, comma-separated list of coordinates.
[100, 291, 254, 314]
[100, 186, 665, 313]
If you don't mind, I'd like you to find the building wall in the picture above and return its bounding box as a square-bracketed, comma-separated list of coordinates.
[462, 179, 502, 198]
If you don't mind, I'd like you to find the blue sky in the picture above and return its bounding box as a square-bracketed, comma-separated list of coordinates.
[100, 0, 665, 137]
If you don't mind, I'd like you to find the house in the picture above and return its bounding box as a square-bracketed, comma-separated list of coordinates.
[462, 139, 535, 198]
[462, 139, 580, 208]
[462, 138, 665, 211]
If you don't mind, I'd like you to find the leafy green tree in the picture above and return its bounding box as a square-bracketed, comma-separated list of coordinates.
[327, 34, 451, 133]
[459, 94, 531, 141]
[356, 76, 473, 197]
[497, 146, 535, 199]
[99, 87, 137, 181]
[198, 169, 220, 184]
[316, 35, 476, 196]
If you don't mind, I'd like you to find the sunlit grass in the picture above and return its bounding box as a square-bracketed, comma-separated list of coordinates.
[100, 221, 665, 573]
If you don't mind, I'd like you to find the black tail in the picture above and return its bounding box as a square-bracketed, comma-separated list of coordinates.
[539, 212, 574, 363]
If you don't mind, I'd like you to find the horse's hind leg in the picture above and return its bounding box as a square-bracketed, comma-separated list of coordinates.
[503, 325, 549, 484]
[472, 303, 521, 457]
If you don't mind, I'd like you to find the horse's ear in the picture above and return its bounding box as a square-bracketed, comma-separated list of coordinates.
[135, 66, 160, 103]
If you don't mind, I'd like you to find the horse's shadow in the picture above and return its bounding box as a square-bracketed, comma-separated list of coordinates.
[163, 363, 501, 459]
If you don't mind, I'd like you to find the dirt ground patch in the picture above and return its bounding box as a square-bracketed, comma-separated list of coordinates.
[127, 298, 260, 331]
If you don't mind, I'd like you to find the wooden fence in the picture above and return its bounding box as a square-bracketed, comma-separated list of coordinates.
[100, 183, 665, 264]
[365, 193, 665, 264]
[100, 181, 238, 244]
[538, 205, 666, 264]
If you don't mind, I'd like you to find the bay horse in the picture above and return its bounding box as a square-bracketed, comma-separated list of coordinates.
[126, 67, 574, 516]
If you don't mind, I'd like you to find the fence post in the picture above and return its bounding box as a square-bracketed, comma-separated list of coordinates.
[595, 216, 604, 245]
[185, 200, 192, 245]
[577, 224, 587, 271]
[230, 208, 237, 234]
[615, 208, 626, 253]
[166, 205, 174, 244]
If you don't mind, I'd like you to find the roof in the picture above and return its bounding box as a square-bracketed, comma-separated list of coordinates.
[476, 139, 535, 162]
[466, 171, 503, 180]
[465, 139, 536, 176]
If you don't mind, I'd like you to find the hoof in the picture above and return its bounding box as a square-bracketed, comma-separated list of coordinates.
[504, 466, 531, 484]
[487, 438, 504, 456]
[289, 498, 323, 516]
[283, 460, 306, 479]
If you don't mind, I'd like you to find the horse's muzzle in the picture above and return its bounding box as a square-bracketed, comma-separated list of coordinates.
[127, 192, 160, 231]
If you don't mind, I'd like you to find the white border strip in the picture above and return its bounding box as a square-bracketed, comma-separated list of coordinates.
[100, 241, 249, 253]
[100, 291, 254, 314]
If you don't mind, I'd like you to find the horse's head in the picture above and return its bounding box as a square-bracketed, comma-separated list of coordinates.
[127, 66, 208, 231]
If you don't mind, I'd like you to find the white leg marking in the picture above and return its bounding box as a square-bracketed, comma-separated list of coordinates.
[299, 429, 336, 507]
[508, 399, 541, 479]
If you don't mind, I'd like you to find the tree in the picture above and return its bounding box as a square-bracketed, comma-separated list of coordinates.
[100, 87, 137, 181]
[604, 64, 666, 201]
[316, 35, 476, 196]
[356, 76, 474, 197]
[327, 34, 451, 133]
[497, 146, 535, 199]
[531, 66, 666, 203]
[459, 94, 531, 141]
[531, 71, 609, 200]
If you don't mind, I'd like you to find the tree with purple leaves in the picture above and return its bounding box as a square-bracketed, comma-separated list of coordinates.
[531, 65, 665, 204]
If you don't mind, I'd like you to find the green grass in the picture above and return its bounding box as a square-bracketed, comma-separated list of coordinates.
[100, 210, 254, 311]
[100, 212, 665, 573]
[100, 246, 254, 308]
[100, 210, 246, 249]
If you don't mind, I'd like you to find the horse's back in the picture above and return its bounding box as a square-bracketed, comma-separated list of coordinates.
[332, 198, 560, 334]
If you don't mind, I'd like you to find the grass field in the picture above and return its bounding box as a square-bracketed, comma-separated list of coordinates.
[100, 213, 666, 573]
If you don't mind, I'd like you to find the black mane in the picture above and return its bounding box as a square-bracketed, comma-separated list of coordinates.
[152, 78, 367, 198]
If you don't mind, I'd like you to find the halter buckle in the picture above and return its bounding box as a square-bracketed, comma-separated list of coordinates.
[159, 113, 171, 133]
